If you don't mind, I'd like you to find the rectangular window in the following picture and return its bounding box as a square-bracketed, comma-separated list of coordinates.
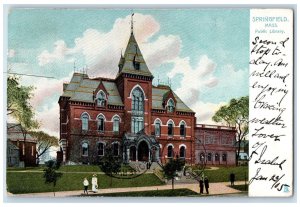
[82, 119, 88, 131]
[98, 143, 104, 156]
[113, 119, 119, 133]
[22, 143, 25, 155]
[98, 119, 104, 131]
[31, 146, 34, 156]
[180, 125, 185, 137]
[155, 123, 160, 136]
[168, 124, 173, 136]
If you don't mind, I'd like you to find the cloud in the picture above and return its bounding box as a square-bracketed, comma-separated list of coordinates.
[191, 101, 227, 125]
[36, 13, 181, 79]
[35, 103, 60, 137]
[38, 40, 75, 66]
[8, 49, 16, 58]
[168, 55, 218, 103]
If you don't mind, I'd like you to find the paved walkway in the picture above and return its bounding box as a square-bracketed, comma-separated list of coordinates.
[7, 181, 246, 197]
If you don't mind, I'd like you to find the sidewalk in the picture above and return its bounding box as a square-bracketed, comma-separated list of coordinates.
[7, 181, 247, 197]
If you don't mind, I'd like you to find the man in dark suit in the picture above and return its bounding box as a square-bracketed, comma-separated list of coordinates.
[204, 176, 209, 194]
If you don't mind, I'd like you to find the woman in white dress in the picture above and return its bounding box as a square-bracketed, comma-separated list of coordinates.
[91, 174, 98, 193]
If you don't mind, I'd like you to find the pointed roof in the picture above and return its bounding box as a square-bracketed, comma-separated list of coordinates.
[117, 33, 153, 78]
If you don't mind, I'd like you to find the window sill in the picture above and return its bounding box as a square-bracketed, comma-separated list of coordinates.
[167, 136, 173, 139]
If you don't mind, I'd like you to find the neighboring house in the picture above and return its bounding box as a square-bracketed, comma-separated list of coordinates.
[195, 124, 236, 166]
[7, 123, 37, 167]
[7, 140, 20, 167]
[58, 20, 237, 166]
[238, 152, 249, 166]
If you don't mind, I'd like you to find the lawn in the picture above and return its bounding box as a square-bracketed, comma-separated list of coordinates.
[6, 172, 164, 194]
[193, 166, 248, 183]
[83, 188, 198, 197]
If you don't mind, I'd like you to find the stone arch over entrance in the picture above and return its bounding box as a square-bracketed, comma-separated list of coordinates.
[138, 140, 150, 161]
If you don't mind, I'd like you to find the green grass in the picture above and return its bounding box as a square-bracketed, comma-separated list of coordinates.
[84, 188, 198, 197]
[195, 166, 248, 183]
[6, 172, 164, 194]
[229, 184, 248, 192]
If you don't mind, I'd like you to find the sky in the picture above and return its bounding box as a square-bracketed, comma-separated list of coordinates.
[7, 8, 250, 137]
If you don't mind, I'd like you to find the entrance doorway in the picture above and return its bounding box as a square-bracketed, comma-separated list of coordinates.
[138, 141, 149, 161]
[130, 146, 136, 161]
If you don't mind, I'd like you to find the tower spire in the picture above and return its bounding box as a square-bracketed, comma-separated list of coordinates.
[131, 13, 134, 34]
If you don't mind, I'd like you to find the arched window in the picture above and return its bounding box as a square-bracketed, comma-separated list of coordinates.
[97, 115, 105, 132]
[96, 91, 106, 107]
[215, 153, 220, 161]
[179, 121, 186, 137]
[179, 146, 186, 158]
[207, 153, 212, 161]
[113, 142, 119, 156]
[200, 153, 205, 161]
[167, 120, 174, 136]
[132, 87, 144, 112]
[81, 113, 89, 131]
[113, 116, 120, 134]
[167, 99, 175, 113]
[167, 145, 173, 158]
[222, 153, 227, 162]
[82, 142, 88, 156]
[131, 87, 144, 133]
[154, 119, 161, 137]
[97, 142, 105, 156]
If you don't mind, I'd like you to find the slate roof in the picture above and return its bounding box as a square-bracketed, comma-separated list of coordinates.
[152, 85, 194, 113]
[7, 123, 37, 143]
[116, 33, 153, 78]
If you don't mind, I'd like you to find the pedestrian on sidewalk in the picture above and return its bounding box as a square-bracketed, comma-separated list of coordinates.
[199, 178, 204, 194]
[83, 177, 89, 194]
[230, 173, 235, 186]
[92, 174, 98, 193]
[204, 176, 209, 194]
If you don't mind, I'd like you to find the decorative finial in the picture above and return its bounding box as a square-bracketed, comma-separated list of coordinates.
[131, 13, 135, 34]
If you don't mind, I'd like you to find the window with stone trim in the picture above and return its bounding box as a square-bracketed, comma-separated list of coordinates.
[222, 153, 227, 162]
[167, 98, 175, 113]
[96, 91, 106, 107]
[82, 142, 88, 156]
[113, 116, 120, 133]
[97, 115, 105, 132]
[180, 121, 186, 137]
[167, 145, 173, 158]
[155, 120, 161, 137]
[179, 146, 186, 158]
[167, 120, 174, 136]
[207, 153, 212, 161]
[81, 113, 89, 131]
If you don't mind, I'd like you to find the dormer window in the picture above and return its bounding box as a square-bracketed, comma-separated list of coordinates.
[167, 98, 175, 113]
[134, 61, 140, 70]
[96, 91, 106, 107]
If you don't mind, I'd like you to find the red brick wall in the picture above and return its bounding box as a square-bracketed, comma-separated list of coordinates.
[12, 141, 37, 166]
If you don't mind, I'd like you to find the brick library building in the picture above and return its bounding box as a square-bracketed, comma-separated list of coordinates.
[58, 24, 236, 166]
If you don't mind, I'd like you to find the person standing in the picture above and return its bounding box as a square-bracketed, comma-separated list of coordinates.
[230, 173, 235, 186]
[199, 178, 204, 194]
[83, 177, 89, 194]
[92, 174, 98, 193]
[204, 176, 209, 194]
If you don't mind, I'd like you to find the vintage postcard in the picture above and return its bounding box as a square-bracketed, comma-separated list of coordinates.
[4, 7, 294, 200]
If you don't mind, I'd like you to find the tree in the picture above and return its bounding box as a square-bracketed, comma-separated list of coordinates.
[162, 158, 185, 190]
[99, 146, 122, 187]
[29, 131, 59, 164]
[43, 160, 62, 197]
[7, 75, 39, 166]
[7, 75, 38, 129]
[212, 96, 249, 166]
